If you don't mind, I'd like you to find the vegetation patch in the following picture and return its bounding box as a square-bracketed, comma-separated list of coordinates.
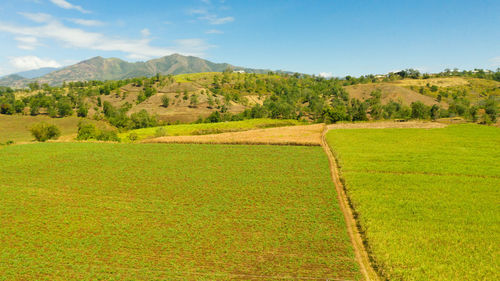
[120, 118, 303, 141]
[0, 143, 360, 280]
[326, 124, 500, 280]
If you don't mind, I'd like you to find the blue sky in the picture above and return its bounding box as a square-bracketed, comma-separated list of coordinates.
[0, 0, 499, 77]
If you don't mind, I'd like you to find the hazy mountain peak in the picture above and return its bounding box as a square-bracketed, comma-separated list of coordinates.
[0, 55, 269, 88]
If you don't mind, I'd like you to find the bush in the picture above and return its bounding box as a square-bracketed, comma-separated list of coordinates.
[30, 122, 61, 142]
[128, 132, 138, 141]
[76, 121, 120, 142]
[77, 104, 88, 117]
[155, 127, 167, 137]
[97, 130, 120, 142]
[411, 101, 429, 119]
[161, 95, 170, 107]
[76, 122, 98, 140]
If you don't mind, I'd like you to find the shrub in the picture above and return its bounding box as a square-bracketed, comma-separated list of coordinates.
[155, 127, 167, 137]
[76, 122, 98, 140]
[30, 123, 61, 142]
[411, 101, 430, 119]
[128, 132, 138, 141]
[97, 130, 120, 142]
[77, 104, 89, 117]
[161, 95, 170, 107]
[76, 121, 120, 142]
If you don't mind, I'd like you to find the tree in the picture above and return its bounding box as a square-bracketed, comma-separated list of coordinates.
[0, 103, 14, 115]
[28, 82, 40, 91]
[30, 103, 40, 116]
[323, 105, 348, 123]
[77, 103, 89, 117]
[14, 100, 25, 113]
[30, 123, 60, 142]
[411, 101, 430, 119]
[130, 109, 158, 129]
[57, 101, 73, 117]
[76, 121, 98, 140]
[430, 104, 440, 120]
[481, 96, 497, 123]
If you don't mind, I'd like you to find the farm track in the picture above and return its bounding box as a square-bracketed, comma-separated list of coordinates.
[321, 125, 380, 281]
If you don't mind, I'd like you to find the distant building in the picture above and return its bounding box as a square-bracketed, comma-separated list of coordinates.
[233, 70, 245, 74]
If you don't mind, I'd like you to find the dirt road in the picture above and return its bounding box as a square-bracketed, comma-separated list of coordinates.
[320, 125, 380, 281]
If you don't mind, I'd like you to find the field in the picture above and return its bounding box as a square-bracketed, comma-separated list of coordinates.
[120, 118, 304, 142]
[0, 115, 82, 143]
[145, 124, 324, 146]
[0, 143, 360, 280]
[326, 124, 500, 280]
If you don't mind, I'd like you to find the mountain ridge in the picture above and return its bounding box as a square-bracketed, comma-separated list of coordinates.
[0, 54, 270, 88]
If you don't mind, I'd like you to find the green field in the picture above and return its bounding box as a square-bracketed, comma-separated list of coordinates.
[120, 118, 304, 142]
[0, 143, 360, 280]
[326, 124, 500, 280]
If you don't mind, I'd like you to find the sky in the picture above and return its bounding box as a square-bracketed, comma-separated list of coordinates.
[0, 0, 499, 77]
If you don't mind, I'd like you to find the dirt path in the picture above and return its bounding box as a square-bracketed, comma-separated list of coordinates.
[320, 125, 380, 281]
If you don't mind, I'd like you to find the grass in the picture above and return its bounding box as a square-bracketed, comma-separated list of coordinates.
[0, 115, 82, 143]
[0, 143, 360, 280]
[120, 118, 305, 142]
[326, 124, 500, 280]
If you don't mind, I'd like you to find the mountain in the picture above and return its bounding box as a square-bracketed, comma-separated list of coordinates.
[15, 67, 60, 79]
[0, 74, 25, 86]
[0, 54, 269, 88]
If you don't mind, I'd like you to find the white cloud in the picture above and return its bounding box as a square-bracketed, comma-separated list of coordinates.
[15, 36, 41, 50]
[318, 72, 333, 78]
[174, 39, 215, 53]
[141, 28, 151, 37]
[50, 0, 90, 14]
[18, 12, 52, 23]
[67, 18, 104, 26]
[9, 56, 61, 71]
[0, 13, 213, 59]
[126, 54, 151, 61]
[491, 56, 500, 67]
[189, 8, 234, 25]
[205, 29, 223, 34]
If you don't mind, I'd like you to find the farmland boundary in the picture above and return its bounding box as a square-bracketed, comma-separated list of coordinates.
[321, 125, 380, 281]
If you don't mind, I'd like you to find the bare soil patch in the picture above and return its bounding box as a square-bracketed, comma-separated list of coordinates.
[143, 124, 323, 146]
[345, 83, 442, 106]
[392, 77, 470, 87]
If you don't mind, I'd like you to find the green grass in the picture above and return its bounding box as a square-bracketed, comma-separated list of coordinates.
[0, 115, 82, 143]
[326, 124, 500, 280]
[0, 143, 360, 280]
[120, 118, 305, 142]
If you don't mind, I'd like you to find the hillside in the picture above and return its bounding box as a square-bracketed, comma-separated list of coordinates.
[0, 54, 269, 88]
[345, 83, 443, 106]
[14, 67, 60, 79]
[1, 72, 498, 140]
